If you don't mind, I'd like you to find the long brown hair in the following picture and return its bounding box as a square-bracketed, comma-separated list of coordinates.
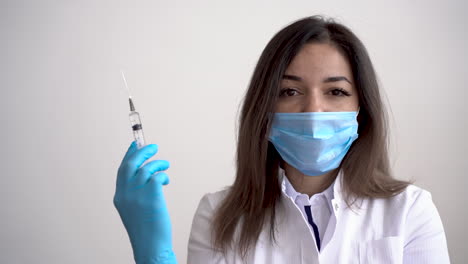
[212, 15, 409, 258]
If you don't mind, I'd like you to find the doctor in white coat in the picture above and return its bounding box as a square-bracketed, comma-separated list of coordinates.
[187, 16, 450, 263]
[114, 15, 450, 264]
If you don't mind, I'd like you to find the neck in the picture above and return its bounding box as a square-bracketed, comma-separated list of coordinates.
[281, 161, 338, 197]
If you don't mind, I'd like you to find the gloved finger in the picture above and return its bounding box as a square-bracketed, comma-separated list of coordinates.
[131, 159, 170, 187]
[118, 144, 158, 184]
[148, 171, 170, 188]
[116, 141, 138, 187]
[117, 141, 137, 173]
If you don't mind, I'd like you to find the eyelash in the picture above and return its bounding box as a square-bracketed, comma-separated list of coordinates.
[279, 88, 300, 97]
[279, 88, 351, 97]
[330, 88, 351, 97]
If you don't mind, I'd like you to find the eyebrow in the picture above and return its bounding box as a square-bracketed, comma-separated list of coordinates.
[282, 74, 352, 84]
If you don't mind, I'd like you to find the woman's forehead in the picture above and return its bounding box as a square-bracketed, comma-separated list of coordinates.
[284, 43, 354, 83]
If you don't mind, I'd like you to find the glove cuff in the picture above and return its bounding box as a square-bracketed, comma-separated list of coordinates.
[135, 249, 177, 264]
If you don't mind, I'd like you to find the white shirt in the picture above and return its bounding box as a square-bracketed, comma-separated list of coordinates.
[282, 167, 334, 245]
[187, 169, 450, 263]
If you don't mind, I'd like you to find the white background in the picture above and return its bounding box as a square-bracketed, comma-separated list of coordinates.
[1, 0, 466, 263]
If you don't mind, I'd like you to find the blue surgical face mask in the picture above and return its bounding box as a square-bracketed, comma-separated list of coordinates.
[268, 111, 359, 176]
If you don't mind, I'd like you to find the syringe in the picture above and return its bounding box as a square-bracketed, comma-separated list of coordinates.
[121, 70, 146, 149]
[129, 97, 146, 149]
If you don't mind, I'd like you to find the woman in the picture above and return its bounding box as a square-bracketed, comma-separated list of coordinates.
[114, 16, 450, 263]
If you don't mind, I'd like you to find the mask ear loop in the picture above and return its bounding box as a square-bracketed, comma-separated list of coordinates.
[356, 107, 360, 116]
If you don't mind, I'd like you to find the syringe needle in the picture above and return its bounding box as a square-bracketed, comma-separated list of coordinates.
[120, 70, 146, 149]
[120, 70, 132, 98]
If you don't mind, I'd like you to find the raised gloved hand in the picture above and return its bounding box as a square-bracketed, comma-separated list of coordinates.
[114, 141, 177, 264]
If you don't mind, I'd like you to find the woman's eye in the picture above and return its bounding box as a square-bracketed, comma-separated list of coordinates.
[330, 88, 351, 97]
[280, 88, 300, 97]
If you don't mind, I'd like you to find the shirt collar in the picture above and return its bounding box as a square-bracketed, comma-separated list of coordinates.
[279, 167, 343, 204]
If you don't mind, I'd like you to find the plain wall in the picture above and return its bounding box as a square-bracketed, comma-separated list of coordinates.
[1, 0, 467, 263]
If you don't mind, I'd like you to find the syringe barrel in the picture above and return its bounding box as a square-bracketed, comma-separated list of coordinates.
[129, 111, 146, 149]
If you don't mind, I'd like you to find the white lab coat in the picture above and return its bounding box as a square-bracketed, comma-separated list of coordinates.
[187, 171, 450, 263]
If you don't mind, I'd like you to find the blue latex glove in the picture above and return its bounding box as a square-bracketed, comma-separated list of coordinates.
[114, 141, 177, 264]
